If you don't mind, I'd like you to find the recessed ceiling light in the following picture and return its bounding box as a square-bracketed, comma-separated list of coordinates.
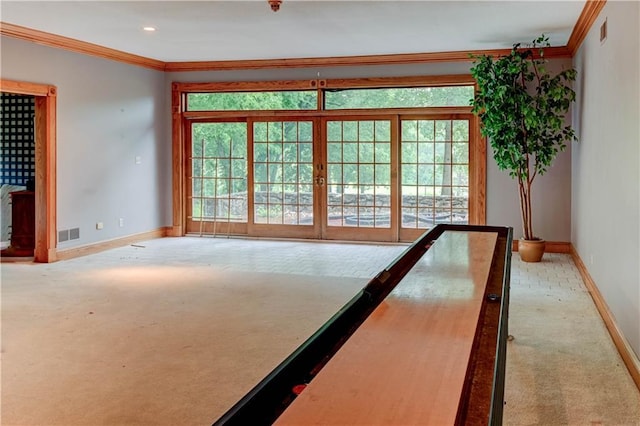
[143, 26, 156, 32]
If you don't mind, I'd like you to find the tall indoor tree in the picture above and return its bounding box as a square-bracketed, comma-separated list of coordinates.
[470, 35, 577, 262]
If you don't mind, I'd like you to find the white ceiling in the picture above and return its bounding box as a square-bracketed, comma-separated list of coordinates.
[1, 1, 586, 63]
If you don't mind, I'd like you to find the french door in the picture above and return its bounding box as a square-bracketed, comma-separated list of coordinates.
[186, 114, 473, 242]
[322, 117, 396, 241]
[398, 116, 472, 241]
[249, 118, 321, 238]
[186, 121, 249, 236]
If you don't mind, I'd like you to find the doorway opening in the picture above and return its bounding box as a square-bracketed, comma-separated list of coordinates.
[0, 80, 57, 262]
[1, 93, 35, 255]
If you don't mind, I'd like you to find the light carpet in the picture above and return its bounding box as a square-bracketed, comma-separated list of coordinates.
[1, 238, 639, 425]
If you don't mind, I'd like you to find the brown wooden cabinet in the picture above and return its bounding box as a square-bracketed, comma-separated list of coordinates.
[3, 190, 35, 256]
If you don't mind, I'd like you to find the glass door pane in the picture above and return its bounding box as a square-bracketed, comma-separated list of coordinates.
[188, 122, 248, 235]
[251, 120, 318, 237]
[324, 119, 393, 241]
[400, 118, 470, 239]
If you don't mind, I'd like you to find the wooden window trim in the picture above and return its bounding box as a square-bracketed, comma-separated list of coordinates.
[180, 80, 319, 94]
[182, 107, 474, 121]
[171, 76, 486, 239]
[470, 114, 486, 225]
[324, 75, 475, 89]
[174, 75, 475, 95]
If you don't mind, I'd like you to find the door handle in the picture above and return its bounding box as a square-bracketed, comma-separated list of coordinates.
[315, 176, 325, 186]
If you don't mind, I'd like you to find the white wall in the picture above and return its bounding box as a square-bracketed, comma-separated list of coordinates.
[168, 58, 574, 241]
[572, 1, 640, 358]
[0, 34, 576, 249]
[0, 37, 171, 248]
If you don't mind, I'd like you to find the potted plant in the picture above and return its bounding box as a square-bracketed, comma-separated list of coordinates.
[470, 35, 577, 262]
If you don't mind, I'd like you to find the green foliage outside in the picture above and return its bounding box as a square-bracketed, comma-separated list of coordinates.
[190, 85, 473, 223]
[400, 119, 469, 197]
[188, 91, 317, 111]
[326, 120, 390, 195]
[470, 35, 577, 240]
[325, 86, 474, 109]
[192, 122, 248, 220]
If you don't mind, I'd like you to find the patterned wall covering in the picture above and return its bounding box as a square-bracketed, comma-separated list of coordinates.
[1, 93, 35, 186]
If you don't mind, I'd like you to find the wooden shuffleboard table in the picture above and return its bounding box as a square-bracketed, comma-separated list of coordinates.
[214, 224, 513, 426]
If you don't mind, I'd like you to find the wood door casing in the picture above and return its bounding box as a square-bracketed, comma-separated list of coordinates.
[181, 114, 483, 242]
[321, 116, 397, 242]
[248, 118, 321, 239]
[186, 120, 248, 236]
[1, 79, 57, 262]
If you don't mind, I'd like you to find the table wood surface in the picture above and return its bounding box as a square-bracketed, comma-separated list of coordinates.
[274, 230, 498, 426]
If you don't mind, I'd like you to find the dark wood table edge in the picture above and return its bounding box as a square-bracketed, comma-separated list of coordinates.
[212, 224, 513, 426]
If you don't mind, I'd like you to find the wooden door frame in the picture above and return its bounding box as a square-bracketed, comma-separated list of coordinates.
[1, 79, 57, 262]
[397, 113, 484, 242]
[171, 77, 486, 241]
[321, 115, 399, 242]
[185, 119, 249, 236]
[247, 116, 321, 239]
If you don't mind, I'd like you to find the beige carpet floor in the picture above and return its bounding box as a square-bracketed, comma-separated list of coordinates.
[1, 237, 639, 425]
[504, 253, 640, 425]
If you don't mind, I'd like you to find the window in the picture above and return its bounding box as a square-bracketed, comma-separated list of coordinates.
[325, 86, 474, 109]
[188, 122, 248, 236]
[400, 119, 470, 229]
[187, 91, 317, 111]
[175, 77, 484, 242]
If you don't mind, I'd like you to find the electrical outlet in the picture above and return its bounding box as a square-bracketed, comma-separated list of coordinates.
[135, 156, 142, 164]
[119, 218, 124, 227]
[96, 222, 104, 230]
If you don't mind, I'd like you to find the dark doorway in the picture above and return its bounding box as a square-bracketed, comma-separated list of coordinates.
[1, 93, 36, 257]
[0, 79, 57, 263]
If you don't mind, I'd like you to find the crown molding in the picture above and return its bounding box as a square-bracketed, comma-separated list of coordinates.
[0, 22, 165, 71]
[164, 46, 572, 72]
[2, 19, 575, 74]
[567, 0, 607, 55]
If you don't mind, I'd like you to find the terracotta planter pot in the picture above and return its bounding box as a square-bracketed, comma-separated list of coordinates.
[519, 238, 546, 262]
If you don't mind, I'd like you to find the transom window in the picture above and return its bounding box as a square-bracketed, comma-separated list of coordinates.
[325, 86, 474, 109]
[187, 91, 317, 111]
